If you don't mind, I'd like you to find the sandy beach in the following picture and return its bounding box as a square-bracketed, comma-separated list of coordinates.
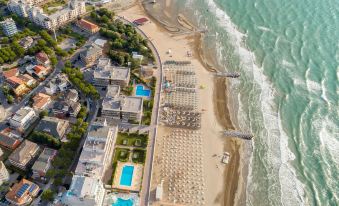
[118, 1, 245, 205]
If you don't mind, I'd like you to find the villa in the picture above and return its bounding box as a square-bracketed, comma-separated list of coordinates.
[5, 179, 40, 206]
[32, 92, 51, 110]
[8, 140, 40, 171]
[35, 116, 70, 139]
[32, 147, 57, 180]
[35, 51, 50, 68]
[9, 107, 38, 133]
[0, 127, 23, 150]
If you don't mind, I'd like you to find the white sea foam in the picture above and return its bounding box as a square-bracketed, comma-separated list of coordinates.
[202, 0, 307, 204]
[257, 26, 272, 32]
[318, 118, 339, 166]
[281, 59, 295, 68]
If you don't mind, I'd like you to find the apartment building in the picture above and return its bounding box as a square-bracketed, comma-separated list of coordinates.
[63, 121, 117, 206]
[93, 58, 130, 87]
[62, 175, 106, 206]
[0, 18, 18, 37]
[8, 140, 40, 171]
[102, 86, 143, 122]
[80, 44, 102, 65]
[8, 0, 86, 30]
[9, 107, 38, 132]
[75, 122, 117, 179]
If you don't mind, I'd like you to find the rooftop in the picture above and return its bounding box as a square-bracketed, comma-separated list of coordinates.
[0, 128, 22, 149]
[83, 44, 102, 58]
[35, 51, 49, 63]
[102, 96, 143, 113]
[35, 116, 69, 139]
[32, 92, 51, 109]
[32, 147, 57, 172]
[7, 76, 25, 85]
[6, 179, 40, 205]
[11, 107, 36, 123]
[94, 58, 130, 81]
[75, 124, 117, 177]
[2, 68, 18, 79]
[8, 140, 40, 166]
[68, 175, 100, 199]
[77, 19, 99, 31]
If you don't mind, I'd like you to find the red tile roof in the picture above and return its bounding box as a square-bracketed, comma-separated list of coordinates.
[7, 76, 25, 85]
[34, 65, 48, 74]
[32, 93, 51, 110]
[77, 19, 99, 31]
[2, 68, 18, 79]
[133, 18, 148, 25]
[35, 52, 49, 63]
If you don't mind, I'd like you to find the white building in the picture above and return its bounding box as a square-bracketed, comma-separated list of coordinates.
[9, 107, 37, 132]
[75, 122, 117, 179]
[101, 86, 143, 122]
[93, 58, 130, 87]
[0, 18, 18, 37]
[8, 0, 86, 30]
[0, 161, 9, 186]
[63, 121, 118, 206]
[62, 175, 106, 206]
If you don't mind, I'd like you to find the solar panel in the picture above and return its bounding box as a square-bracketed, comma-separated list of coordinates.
[16, 183, 30, 198]
[29, 184, 38, 193]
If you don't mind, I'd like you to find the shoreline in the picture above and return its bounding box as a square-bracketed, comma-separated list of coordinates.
[118, 1, 248, 205]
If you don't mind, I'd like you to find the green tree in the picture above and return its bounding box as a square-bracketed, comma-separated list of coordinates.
[39, 110, 48, 118]
[41, 189, 54, 201]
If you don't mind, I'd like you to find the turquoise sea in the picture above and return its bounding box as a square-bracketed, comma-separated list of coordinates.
[171, 0, 339, 205]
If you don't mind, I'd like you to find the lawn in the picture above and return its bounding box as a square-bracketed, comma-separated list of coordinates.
[131, 149, 146, 164]
[116, 132, 148, 148]
[42, 0, 67, 15]
[113, 148, 130, 162]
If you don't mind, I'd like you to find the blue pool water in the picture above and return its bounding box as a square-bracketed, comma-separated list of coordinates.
[135, 85, 151, 97]
[119, 165, 134, 186]
[112, 198, 134, 206]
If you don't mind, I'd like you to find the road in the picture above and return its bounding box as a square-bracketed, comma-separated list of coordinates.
[115, 16, 163, 206]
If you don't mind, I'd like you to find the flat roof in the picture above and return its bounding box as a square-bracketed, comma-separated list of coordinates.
[102, 96, 143, 113]
[11, 107, 35, 122]
[94, 58, 130, 81]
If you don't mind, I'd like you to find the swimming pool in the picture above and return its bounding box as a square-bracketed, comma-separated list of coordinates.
[135, 85, 151, 97]
[119, 165, 134, 186]
[112, 197, 134, 206]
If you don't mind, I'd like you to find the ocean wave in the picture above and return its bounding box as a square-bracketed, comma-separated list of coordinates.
[202, 0, 307, 204]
